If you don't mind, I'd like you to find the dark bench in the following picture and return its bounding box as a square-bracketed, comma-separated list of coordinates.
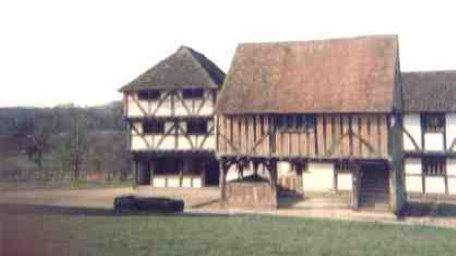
[113, 196, 184, 214]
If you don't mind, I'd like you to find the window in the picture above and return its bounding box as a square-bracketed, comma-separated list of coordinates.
[422, 157, 446, 176]
[186, 119, 208, 135]
[138, 90, 161, 101]
[275, 114, 316, 133]
[143, 120, 164, 134]
[335, 160, 351, 173]
[422, 113, 445, 133]
[182, 88, 204, 99]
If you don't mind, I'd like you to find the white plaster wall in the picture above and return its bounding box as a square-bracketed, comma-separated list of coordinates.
[182, 177, 192, 188]
[424, 133, 444, 151]
[406, 176, 423, 193]
[337, 173, 352, 191]
[226, 166, 240, 182]
[154, 101, 172, 116]
[131, 122, 143, 134]
[202, 136, 216, 150]
[403, 114, 422, 151]
[447, 158, 456, 176]
[278, 161, 292, 176]
[425, 177, 446, 194]
[446, 114, 456, 150]
[447, 158, 456, 195]
[448, 178, 456, 195]
[159, 137, 175, 150]
[303, 162, 334, 192]
[177, 137, 192, 150]
[192, 177, 202, 188]
[152, 177, 166, 187]
[131, 135, 148, 150]
[405, 158, 422, 175]
[167, 177, 180, 188]
[404, 158, 423, 193]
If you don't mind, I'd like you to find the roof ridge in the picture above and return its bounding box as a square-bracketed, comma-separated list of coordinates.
[236, 34, 398, 48]
[181, 47, 217, 86]
[184, 47, 225, 87]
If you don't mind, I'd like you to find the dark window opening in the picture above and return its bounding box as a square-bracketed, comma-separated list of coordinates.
[275, 114, 316, 133]
[422, 113, 445, 133]
[143, 120, 165, 134]
[422, 157, 446, 176]
[335, 160, 351, 173]
[138, 90, 161, 101]
[187, 119, 208, 135]
[182, 88, 204, 99]
[155, 157, 179, 175]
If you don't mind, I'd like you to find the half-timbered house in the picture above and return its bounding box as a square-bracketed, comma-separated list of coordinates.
[402, 71, 456, 196]
[120, 46, 225, 187]
[215, 35, 406, 213]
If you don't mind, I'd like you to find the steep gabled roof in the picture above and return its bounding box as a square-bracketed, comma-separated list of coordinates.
[119, 46, 225, 92]
[216, 35, 400, 114]
[402, 71, 456, 112]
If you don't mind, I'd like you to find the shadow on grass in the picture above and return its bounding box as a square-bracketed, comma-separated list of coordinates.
[277, 196, 304, 208]
[402, 202, 456, 218]
[0, 203, 236, 217]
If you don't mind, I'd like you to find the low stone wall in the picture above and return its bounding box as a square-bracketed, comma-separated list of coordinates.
[225, 182, 277, 209]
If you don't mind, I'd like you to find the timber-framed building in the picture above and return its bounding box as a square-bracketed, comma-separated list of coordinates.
[215, 35, 406, 213]
[120, 46, 225, 188]
[402, 71, 456, 196]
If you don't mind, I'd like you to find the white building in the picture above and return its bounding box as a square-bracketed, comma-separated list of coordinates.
[119, 46, 225, 187]
[402, 71, 456, 196]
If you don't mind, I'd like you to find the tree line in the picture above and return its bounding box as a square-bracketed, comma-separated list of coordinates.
[0, 101, 131, 184]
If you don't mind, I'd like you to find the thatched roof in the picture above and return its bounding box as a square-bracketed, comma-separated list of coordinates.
[119, 46, 225, 92]
[402, 71, 456, 112]
[216, 35, 400, 114]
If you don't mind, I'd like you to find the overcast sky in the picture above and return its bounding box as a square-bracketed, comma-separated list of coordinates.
[1, 0, 455, 107]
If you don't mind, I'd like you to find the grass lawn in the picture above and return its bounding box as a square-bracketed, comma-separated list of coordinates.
[3, 212, 456, 255]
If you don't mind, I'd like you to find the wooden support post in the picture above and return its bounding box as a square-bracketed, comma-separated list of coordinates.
[201, 159, 207, 187]
[269, 160, 278, 208]
[133, 159, 139, 186]
[219, 160, 227, 202]
[150, 159, 155, 186]
[295, 162, 304, 195]
[239, 163, 244, 179]
[179, 158, 184, 187]
[351, 163, 361, 210]
[253, 161, 259, 177]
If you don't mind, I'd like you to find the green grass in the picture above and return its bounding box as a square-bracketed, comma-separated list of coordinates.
[3, 213, 456, 255]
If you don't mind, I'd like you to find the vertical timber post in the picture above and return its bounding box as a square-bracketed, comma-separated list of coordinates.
[134, 159, 139, 187]
[269, 159, 278, 208]
[219, 160, 227, 203]
[150, 159, 154, 187]
[350, 162, 361, 210]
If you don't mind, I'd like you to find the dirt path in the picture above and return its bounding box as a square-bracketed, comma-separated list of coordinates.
[1, 187, 456, 229]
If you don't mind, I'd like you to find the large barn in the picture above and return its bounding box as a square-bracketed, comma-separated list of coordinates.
[215, 35, 406, 213]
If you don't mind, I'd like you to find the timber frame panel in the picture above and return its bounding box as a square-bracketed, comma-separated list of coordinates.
[217, 113, 390, 160]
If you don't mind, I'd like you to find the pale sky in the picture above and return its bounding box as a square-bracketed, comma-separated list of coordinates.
[1, 0, 456, 107]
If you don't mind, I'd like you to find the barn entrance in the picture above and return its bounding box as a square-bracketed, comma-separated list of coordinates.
[359, 162, 389, 211]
